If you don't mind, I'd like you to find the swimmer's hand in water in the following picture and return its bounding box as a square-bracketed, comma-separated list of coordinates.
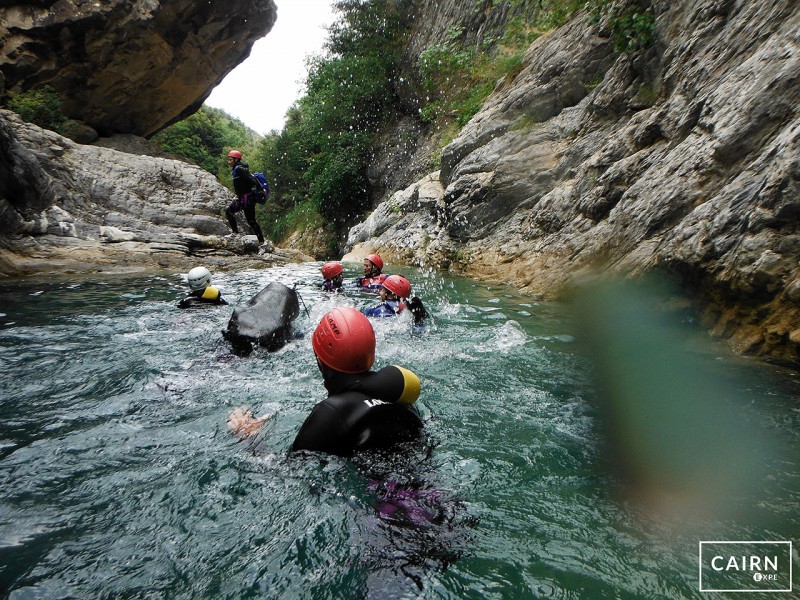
[227, 406, 272, 438]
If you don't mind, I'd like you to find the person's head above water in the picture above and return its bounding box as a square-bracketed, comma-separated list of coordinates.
[321, 262, 343, 281]
[382, 274, 411, 301]
[312, 307, 375, 374]
[186, 266, 212, 291]
[321, 262, 344, 291]
[363, 254, 383, 277]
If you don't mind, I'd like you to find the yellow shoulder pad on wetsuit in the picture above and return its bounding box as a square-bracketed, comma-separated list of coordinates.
[201, 286, 221, 300]
[394, 365, 421, 405]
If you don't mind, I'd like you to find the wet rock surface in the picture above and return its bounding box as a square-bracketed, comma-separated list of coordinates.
[346, 0, 800, 364]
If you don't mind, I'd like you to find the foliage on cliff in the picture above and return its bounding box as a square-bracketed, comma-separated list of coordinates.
[152, 106, 260, 184]
[418, 1, 562, 127]
[251, 0, 411, 250]
[5, 86, 67, 133]
[4, 85, 92, 141]
[418, 0, 655, 128]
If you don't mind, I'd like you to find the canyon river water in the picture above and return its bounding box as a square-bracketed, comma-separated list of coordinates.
[1, 263, 798, 599]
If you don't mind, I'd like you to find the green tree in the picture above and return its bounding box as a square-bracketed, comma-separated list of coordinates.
[254, 0, 410, 246]
[152, 106, 260, 183]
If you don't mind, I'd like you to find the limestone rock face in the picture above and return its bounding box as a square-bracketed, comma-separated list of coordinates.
[397, 0, 540, 108]
[370, 0, 539, 202]
[347, 0, 800, 363]
[0, 109, 310, 275]
[0, 0, 277, 137]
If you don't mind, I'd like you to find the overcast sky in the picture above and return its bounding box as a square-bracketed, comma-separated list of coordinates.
[206, 1, 336, 135]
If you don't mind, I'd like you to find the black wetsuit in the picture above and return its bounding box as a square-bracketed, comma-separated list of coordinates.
[291, 365, 423, 457]
[322, 279, 343, 293]
[225, 161, 265, 242]
[177, 285, 228, 309]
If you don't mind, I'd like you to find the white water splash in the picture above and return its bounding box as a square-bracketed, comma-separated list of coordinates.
[476, 320, 527, 353]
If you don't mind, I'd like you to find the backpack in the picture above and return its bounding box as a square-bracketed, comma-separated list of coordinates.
[253, 172, 270, 204]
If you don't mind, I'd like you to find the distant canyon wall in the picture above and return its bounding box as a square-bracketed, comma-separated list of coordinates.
[347, 0, 800, 363]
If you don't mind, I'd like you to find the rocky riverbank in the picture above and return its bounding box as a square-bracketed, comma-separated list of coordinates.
[344, 0, 800, 364]
[0, 110, 310, 277]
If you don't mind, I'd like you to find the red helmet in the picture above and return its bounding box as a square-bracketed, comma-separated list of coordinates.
[228, 150, 243, 159]
[321, 262, 343, 279]
[383, 274, 411, 299]
[312, 307, 375, 373]
[365, 254, 383, 271]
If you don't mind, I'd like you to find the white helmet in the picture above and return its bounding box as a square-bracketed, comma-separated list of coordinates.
[187, 266, 212, 291]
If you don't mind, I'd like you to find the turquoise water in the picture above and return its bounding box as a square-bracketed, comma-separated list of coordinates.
[0, 264, 798, 599]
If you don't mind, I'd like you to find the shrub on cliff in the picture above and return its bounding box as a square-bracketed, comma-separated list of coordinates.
[5, 85, 69, 134]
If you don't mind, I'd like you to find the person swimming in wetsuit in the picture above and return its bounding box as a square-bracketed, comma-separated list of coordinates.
[362, 274, 411, 318]
[363, 275, 431, 331]
[355, 254, 388, 291]
[321, 261, 344, 293]
[177, 266, 228, 308]
[227, 307, 423, 456]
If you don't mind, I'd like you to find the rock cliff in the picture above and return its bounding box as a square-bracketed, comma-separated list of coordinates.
[0, 0, 277, 137]
[346, 0, 800, 363]
[0, 0, 311, 275]
[0, 109, 309, 276]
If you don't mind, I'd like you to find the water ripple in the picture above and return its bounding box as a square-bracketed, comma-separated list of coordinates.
[0, 267, 798, 599]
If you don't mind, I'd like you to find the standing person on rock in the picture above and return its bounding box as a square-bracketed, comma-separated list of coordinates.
[224, 149, 266, 244]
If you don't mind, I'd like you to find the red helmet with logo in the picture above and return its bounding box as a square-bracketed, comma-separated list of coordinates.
[365, 254, 383, 271]
[321, 262, 343, 280]
[383, 275, 412, 299]
[312, 307, 375, 373]
[228, 150, 243, 159]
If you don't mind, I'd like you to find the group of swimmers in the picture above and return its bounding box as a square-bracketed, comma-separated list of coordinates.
[175, 256, 426, 457]
[177, 253, 426, 323]
[321, 254, 429, 325]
